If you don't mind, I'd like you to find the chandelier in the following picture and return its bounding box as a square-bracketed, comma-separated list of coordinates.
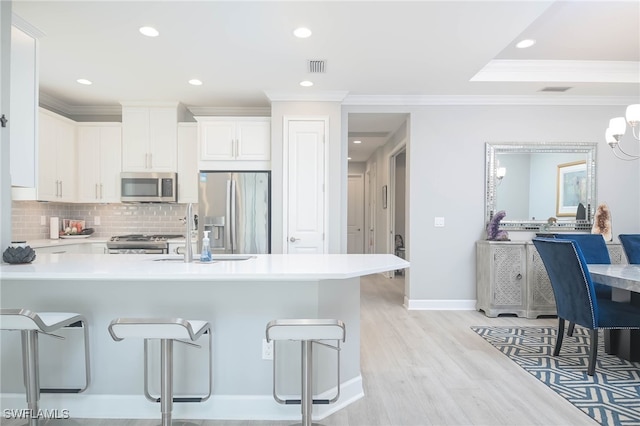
[605, 104, 640, 160]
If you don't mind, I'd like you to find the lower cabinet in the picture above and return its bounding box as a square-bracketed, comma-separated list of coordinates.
[35, 243, 106, 255]
[476, 240, 624, 318]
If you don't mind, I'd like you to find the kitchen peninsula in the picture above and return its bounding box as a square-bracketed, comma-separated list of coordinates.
[0, 253, 409, 421]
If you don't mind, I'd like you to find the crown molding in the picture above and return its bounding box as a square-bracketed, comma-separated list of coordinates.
[342, 94, 639, 106]
[39, 93, 122, 117]
[187, 106, 271, 116]
[264, 90, 349, 102]
[12, 13, 46, 38]
[39, 92, 638, 117]
[471, 60, 640, 83]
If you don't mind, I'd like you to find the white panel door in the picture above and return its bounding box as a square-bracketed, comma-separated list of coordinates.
[286, 120, 326, 254]
[347, 175, 364, 253]
[367, 163, 377, 254]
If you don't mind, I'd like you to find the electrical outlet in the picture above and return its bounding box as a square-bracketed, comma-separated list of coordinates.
[262, 338, 273, 360]
[94, 216, 101, 226]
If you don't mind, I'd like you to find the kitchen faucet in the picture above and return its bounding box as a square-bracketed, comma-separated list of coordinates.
[184, 203, 194, 263]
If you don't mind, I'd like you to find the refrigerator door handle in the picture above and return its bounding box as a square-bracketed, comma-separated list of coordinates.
[225, 180, 232, 252]
[230, 179, 237, 252]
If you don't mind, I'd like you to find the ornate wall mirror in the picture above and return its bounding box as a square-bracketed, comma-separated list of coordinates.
[485, 142, 597, 231]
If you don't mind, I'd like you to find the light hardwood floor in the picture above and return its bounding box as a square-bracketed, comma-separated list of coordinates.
[4, 274, 597, 426]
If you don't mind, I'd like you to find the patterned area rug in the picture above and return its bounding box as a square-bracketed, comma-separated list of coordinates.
[472, 326, 640, 426]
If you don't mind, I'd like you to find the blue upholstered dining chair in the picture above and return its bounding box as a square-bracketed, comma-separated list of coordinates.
[532, 237, 640, 376]
[554, 234, 612, 336]
[619, 234, 640, 264]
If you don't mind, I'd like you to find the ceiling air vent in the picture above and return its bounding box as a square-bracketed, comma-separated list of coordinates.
[539, 86, 572, 92]
[307, 60, 326, 73]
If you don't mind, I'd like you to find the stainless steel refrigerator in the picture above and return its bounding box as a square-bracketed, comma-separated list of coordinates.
[198, 171, 270, 254]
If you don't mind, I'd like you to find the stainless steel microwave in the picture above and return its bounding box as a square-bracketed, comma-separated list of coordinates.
[120, 172, 177, 203]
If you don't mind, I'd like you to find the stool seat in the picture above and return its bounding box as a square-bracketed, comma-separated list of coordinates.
[266, 319, 345, 342]
[1, 308, 91, 426]
[108, 316, 212, 426]
[108, 318, 209, 341]
[1, 310, 84, 331]
[266, 318, 345, 426]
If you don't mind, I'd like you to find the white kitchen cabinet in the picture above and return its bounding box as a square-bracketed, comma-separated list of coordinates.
[121, 105, 180, 172]
[77, 123, 122, 203]
[197, 117, 270, 170]
[177, 123, 198, 203]
[37, 108, 76, 202]
[10, 23, 41, 189]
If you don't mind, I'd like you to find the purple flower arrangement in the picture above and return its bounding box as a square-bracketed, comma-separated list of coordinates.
[487, 210, 509, 241]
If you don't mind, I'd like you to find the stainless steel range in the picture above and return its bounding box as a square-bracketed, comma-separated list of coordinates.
[107, 234, 184, 254]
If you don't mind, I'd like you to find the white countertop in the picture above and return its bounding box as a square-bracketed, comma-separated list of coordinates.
[24, 238, 108, 248]
[0, 253, 410, 281]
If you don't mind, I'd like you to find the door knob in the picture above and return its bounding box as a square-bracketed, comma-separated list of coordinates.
[289, 237, 300, 242]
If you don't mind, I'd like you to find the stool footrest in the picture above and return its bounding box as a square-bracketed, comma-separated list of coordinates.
[41, 388, 82, 394]
[153, 397, 206, 403]
[284, 398, 330, 405]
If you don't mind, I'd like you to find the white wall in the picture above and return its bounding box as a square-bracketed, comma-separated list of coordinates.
[346, 104, 640, 305]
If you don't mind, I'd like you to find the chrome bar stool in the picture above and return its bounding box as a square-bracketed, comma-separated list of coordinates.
[266, 319, 346, 426]
[0, 309, 91, 426]
[108, 318, 212, 426]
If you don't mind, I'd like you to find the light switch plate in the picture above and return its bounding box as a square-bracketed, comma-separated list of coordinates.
[434, 217, 445, 227]
[94, 216, 101, 226]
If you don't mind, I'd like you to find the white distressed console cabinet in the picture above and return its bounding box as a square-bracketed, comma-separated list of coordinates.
[476, 240, 625, 318]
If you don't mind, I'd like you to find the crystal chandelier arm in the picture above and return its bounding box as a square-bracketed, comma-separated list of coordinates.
[631, 125, 640, 141]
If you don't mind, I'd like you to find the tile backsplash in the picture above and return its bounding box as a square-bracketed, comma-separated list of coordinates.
[12, 201, 195, 241]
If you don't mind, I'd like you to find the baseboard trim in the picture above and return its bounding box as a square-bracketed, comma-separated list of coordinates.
[0, 376, 364, 421]
[404, 297, 476, 311]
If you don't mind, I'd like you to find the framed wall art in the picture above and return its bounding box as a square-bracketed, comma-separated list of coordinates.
[556, 160, 587, 217]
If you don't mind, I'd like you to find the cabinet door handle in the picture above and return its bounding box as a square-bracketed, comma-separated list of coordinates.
[516, 273, 523, 280]
[100, 183, 103, 199]
[55, 180, 59, 197]
[95, 184, 99, 199]
[149, 153, 152, 169]
[59, 181, 63, 198]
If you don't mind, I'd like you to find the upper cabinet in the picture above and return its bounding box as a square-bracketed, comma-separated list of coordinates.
[10, 21, 43, 190]
[122, 104, 185, 172]
[196, 117, 270, 170]
[37, 108, 76, 202]
[177, 123, 198, 203]
[76, 123, 122, 203]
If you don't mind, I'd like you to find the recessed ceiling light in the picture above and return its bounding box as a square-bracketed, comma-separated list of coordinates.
[516, 39, 536, 49]
[76, 78, 92, 85]
[300, 80, 313, 87]
[353, 140, 362, 144]
[293, 27, 312, 38]
[188, 79, 203, 86]
[139, 26, 159, 37]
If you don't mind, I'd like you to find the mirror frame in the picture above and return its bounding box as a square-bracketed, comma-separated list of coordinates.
[485, 142, 597, 232]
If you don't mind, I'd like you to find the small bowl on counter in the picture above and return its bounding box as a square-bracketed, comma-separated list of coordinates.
[3, 243, 36, 264]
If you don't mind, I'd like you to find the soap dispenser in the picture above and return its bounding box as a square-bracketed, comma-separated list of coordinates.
[200, 231, 212, 262]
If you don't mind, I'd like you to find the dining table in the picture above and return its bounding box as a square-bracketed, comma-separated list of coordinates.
[588, 264, 640, 362]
